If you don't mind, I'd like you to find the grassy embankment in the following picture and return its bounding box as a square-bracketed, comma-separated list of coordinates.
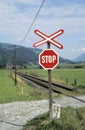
[0, 69, 48, 104]
[22, 107, 85, 130]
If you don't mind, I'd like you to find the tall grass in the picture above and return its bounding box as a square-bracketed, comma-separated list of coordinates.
[22, 107, 85, 130]
[0, 70, 48, 103]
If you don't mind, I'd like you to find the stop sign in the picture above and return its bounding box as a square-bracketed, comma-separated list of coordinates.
[39, 49, 59, 70]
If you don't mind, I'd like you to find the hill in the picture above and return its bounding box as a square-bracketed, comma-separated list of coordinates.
[59, 56, 73, 63]
[0, 43, 73, 68]
[0, 43, 42, 68]
[74, 53, 85, 62]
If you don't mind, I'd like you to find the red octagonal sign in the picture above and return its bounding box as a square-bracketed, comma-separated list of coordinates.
[39, 49, 59, 70]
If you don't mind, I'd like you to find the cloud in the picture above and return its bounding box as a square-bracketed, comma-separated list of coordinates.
[0, 0, 38, 33]
[40, 3, 85, 17]
[81, 37, 85, 41]
[72, 48, 85, 53]
[82, 48, 85, 51]
[0, 1, 85, 34]
[36, 2, 85, 34]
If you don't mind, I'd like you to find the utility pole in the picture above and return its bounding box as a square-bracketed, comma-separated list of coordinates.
[14, 45, 17, 85]
[8, 45, 17, 85]
[7, 57, 11, 76]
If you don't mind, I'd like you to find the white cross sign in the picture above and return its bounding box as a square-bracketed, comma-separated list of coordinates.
[33, 29, 64, 49]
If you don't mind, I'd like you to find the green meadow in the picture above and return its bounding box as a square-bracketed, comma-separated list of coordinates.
[0, 70, 48, 103]
[22, 68, 85, 94]
[22, 68, 85, 85]
[0, 67, 85, 103]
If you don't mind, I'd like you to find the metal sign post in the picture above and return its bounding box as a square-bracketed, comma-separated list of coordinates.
[47, 42, 53, 122]
[48, 69, 52, 122]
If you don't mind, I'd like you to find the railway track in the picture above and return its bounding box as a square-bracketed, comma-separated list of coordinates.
[17, 72, 74, 94]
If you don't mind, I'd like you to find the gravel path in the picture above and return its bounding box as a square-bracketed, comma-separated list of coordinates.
[0, 95, 85, 130]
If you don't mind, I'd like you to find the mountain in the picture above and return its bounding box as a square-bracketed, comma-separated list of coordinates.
[0, 42, 73, 68]
[0, 43, 42, 68]
[59, 56, 73, 63]
[74, 53, 85, 62]
[0, 42, 11, 49]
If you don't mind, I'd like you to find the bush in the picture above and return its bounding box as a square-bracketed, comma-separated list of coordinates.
[74, 65, 82, 69]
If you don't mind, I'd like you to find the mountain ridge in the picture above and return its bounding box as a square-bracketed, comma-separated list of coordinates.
[74, 53, 85, 62]
[0, 42, 73, 68]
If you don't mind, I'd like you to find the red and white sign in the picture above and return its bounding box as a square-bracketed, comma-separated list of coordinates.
[39, 49, 59, 70]
[33, 29, 64, 49]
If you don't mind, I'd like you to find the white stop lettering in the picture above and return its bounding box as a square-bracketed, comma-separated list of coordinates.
[42, 55, 56, 63]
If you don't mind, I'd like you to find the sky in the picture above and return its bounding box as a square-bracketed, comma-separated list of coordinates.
[0, 0, 85, 60]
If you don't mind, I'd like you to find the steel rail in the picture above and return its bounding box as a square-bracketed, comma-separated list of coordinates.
[17, 72, 74, 94]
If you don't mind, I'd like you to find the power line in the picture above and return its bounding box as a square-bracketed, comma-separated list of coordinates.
[19, 0, 45, 46]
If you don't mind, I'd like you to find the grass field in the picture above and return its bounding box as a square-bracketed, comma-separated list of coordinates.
[0, 70, 49, 103]
[25, 69, 85, 85]
[21, 68, 85, 94]
[22, 107, 85, 130]
[0, 68, 85, 103]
